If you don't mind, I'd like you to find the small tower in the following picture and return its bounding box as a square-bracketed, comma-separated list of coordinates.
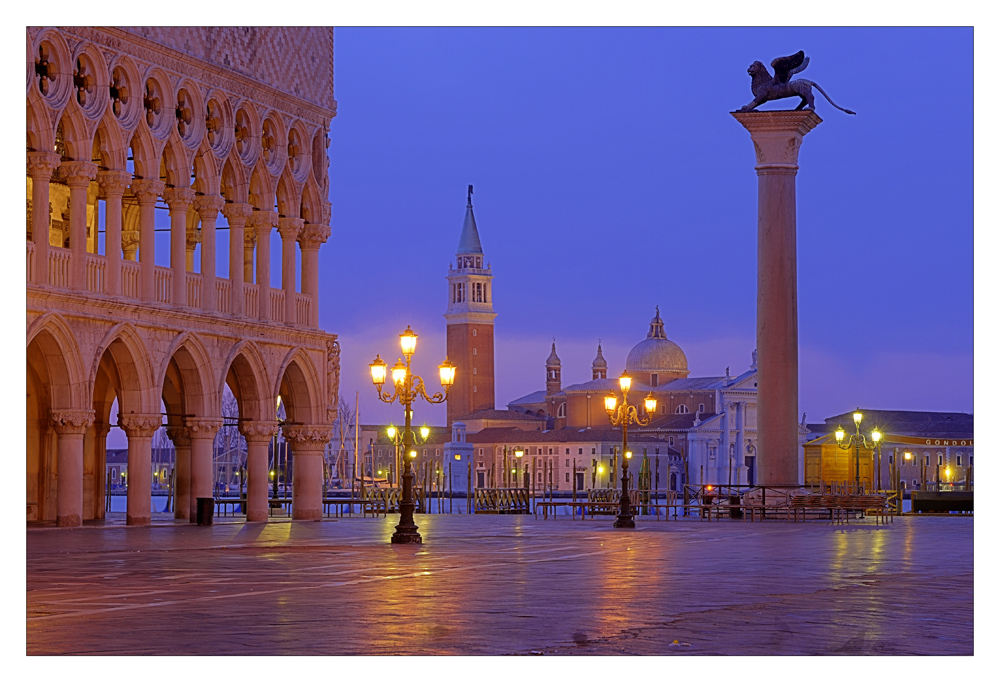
[592, 342, 607, 380]
[445, 185, 496, 426]
[546, 341, 561, 395]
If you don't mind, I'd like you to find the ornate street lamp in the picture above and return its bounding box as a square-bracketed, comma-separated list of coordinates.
[605, 371, 656, 529]
[834, 408, 880, 493]
[370, 326, 455, 544]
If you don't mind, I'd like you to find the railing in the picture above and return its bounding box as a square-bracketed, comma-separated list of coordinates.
[244, 283, 259, 319]
[26, 242, 35, 282]
[186, 273, 202, 308]
[154, 266, 172, 304]
[271, 289, 285, 323]
[121, 260, 140, 298]
[85, 254, 106, 294]
[216, 279, 231, 314]
[296, 293, 311, 326]
[48, 247, 71, 288]
[474, 488, 531, 514]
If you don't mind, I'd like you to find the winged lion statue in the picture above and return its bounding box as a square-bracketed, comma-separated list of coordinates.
[739, 51, 855, 115]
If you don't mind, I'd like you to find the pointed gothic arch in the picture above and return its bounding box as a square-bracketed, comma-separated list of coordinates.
[274, 347, 322, 425]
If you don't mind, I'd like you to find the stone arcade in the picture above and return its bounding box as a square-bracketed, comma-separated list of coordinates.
[26, 27, 339, 525]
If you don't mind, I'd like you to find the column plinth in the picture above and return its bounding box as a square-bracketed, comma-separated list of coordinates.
[732, 110, 821, 487]
[282, 425, 331, 520]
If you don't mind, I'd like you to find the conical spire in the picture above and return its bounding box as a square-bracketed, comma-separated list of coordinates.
[546, 340, 561, 367]
[457, 184, 483, 255]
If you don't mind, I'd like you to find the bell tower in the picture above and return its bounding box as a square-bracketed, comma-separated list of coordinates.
[445, 185, 496, 425]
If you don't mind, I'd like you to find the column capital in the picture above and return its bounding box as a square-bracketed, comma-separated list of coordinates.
[131, 179, 165, 204]
[162, 187, 196, 210]
[193, 194, 226, 217]
[122, 231, 140, 252]
[244, 227, 257, 248]
[96, 170, 132, 197]
[26, 151, 62, 179]
[185, 417, 223, 437]
[248, 209, 279, 233]
[50, 409, 95, 435]
[186, 226, 202, 249]
[282, 424, 332, 452]
[731, 111, 822, 170]
[166, 426, 191, 447]
[277, 217, 304, 240]
[240, 420, 280, 443]
[119, 413, 163, 438]
[222, 202, 253, 225]
[58, 161, 99, 188]
[298, 224, 331, 250]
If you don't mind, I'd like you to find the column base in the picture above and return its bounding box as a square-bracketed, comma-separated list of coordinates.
[391, 528, 423, 544]
[292, 508, 322, 521]
[127, 514, 150, 526]
[246, 510, 268, 523]
[613, 514, 635, 529]
[57, 514, 82, 527]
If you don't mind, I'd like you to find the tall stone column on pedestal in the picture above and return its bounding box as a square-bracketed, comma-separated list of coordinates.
[277, 218, 303, 324]
[163, 187, 196, 308]
[166, 426, 191, 520]
[299, 224, 330, 329]
[60, 162, 98, 291]
[27, 151, 61, 286]
[732, 110, 822, 486]
[241, 421, 279, 522]
[186, 418, 222, 522]
[120, 414, 162, 525]
[50, 410, 95, 527]
[194, 195, 224, 313]
[96, 171, 131, 296]
[282, 425, 331, 520]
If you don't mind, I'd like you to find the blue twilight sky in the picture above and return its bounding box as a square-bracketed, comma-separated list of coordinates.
[318, 27, 973, 427]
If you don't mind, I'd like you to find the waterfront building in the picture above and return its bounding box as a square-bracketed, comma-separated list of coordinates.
[27, 27, 339, 525]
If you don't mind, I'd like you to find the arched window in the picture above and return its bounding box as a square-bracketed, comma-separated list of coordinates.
[472, 348, 477, 356]
[698, 403, 705, 412]
[675, 404, 689, 414]
[472, 329, 477, 337]
[557, 403, 566, 418]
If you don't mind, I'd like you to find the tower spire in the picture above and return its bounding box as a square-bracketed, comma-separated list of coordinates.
[457, 185, 483, 256]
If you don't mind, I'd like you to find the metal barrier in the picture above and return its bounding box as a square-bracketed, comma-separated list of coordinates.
[474, 488, 531, 514]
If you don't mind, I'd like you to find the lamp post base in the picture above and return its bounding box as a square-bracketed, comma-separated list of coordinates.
[613, 514, 635, 529]
[391, 527, 423, 544]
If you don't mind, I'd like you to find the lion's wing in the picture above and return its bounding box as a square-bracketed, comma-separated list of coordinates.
[770, 51, 806, 84]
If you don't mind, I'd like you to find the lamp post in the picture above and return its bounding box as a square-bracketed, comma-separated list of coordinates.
[369, 326, 455, 544]
[834, 408, 880, 493]
[605, 371, 657, 529]
[386, 424, 430, 486]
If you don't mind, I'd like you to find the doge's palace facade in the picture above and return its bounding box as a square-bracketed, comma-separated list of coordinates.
[26, 27, 340, 526]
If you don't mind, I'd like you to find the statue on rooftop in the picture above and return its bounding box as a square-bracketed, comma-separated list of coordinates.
[739, 50, 856, 115]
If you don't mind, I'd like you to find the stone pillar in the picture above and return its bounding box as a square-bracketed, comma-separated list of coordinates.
[60, 162, 98, 291]
[92, 422, 110, 520]
[277, 218, 303, 324]
[96, 171, 130, 296]
[186, 418, 221, 522]
[241, 421, 279, 522]
[50, 410, 95, 527]
[736, 402, 747, 486]
[163, 188, 196, 307]
[299, 224, 330, 329]
[194, 195, 224, 313]
[732, 110, 821, 486]
[120, 414, 161, 526]
[250, 211, 277, 322]
[222, 203, 252, 317]
[282, 425, 331, 520]
[720, 402, 730, 485]
[166, 426, 191, 520]
[131, 179, 165, 302]
[243, 228, 256, 283]
[27, 151, 61, 286]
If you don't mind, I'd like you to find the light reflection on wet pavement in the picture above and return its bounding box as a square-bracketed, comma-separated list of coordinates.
[26, 515, 972, 655]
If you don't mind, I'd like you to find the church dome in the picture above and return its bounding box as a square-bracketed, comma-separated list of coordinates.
[625, 307, 688, 376]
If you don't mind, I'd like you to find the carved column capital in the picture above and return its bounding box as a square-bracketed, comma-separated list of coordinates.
[193, 194, 226, 218]
[26, 151, 62, 179]
[731, 111, 822, 171]
[130, 179, 165, 204]
[166, 426, 192, 447]
[162, 187, 196, 211]
[122, 231, 140, 251]
[221, 202, 253, 226]
[277, 217, 304, 241]
[186, 227, 202, 249]
[282, 425, 332, 452]
[244, 227, 257, 248]
[50, 409, 95, 435]
[248, 210, 278, 235]
[298, 224, 330, 250]
[240, 420, 280, 443]
[96, 170, 132, 197]
[185, 418, 223, 437]
[58, 161, 99, 188]
[119, 413, 163, 438]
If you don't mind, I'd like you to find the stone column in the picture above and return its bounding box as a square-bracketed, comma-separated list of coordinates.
[50, 410, 95, 527]
[241, 421, 279, 522]
[92, 422, 110, 520]
[163, 188, 196, 307]
[719, 402, 730, 485]
[282, 425, 331, 520]
[186, 418, 221, 522]
[194, 195, 224, 313]
[250, 211, 277, 322]
[27, 151, 61, 285]
[60, 162, 98, 291]
[277, 218, 303, 324]
[736, 402, 747, 486]
[166, 426, 191, 520]
[732, 110, 821, 487]
[131, 179, 165, 302]
[299, 224, 330, 329]
[244, 228, 256, 283]
[96, 171, 130, 296]
[222, 203, 252, 317]
[120, 414, 162, 526]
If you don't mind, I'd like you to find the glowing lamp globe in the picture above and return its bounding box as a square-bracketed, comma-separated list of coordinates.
[420, 426, 430, 440]
[439, 358, 456, 387]
[369, 355, 387, 386]
[835, 427, 845, 443]
[619, 372, 632, 392]
[391, 359, 407, 386]
[644, 394, 657, 414]
[604, 394, 618, 413]
[400, 326, 418, 356]
[853, 410, 863, 425]
[386, 426, 397, 439]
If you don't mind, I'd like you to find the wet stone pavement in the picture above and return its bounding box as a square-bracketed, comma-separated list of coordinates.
[26, 514, 973, 655]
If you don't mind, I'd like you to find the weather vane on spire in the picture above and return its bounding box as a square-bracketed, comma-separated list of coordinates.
[467, 184, 473, 207]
